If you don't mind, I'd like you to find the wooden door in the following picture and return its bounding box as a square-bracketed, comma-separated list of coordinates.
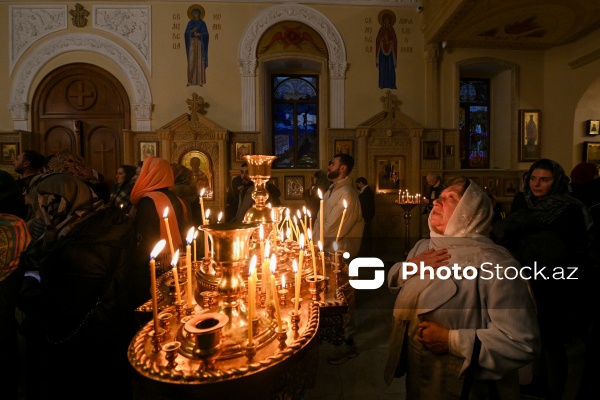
[33, 63, 130, 187]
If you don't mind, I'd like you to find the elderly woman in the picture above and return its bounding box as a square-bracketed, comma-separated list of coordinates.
[18, 172, 136, 399]
[385, 177, 540, 399]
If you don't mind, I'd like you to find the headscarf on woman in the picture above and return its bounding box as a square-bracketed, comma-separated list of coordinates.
[108, 164, 136, 211]
[130, 157, 183, 249]
[0, 214, 31, 282]
[522, 159, 586, 225]
[35, 172, 104, 250]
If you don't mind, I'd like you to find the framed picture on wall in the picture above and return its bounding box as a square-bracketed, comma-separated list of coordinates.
[503, 178, 519, 197]
[586, 120, 600, 135]
[284, 176, 305, 200]
[140, 141, 158, 161]
[375, 156, 404, 193]
[518, 109, 541, 161]
[583, 141, 600, 164]
[423, 141, 440, 160]
[1, 142, 19, 164]
[334, 140, 354, 157]
[235, 142, 253, 162]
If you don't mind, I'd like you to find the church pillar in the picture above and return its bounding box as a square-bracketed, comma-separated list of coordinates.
[329, 62, 347, 128]
[215, 130, 230, 212]
[424, 44, 440, 127]
[157, 129, 172, 162]
[356, 127, 370, 179]
[240, 60, 257, 131]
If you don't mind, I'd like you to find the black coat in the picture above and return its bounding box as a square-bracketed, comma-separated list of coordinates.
[359, 185, 375, 223]
[19, 207, 136, 399]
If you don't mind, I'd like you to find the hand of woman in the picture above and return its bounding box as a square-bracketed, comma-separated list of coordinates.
[416, 320, 449, 354]
[407, 248, 450, 270]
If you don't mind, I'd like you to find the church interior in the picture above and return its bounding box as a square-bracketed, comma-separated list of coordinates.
[1, 0, 599, 399]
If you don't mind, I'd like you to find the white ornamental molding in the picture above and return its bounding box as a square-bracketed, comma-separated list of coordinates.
[93, 5, 152, 72]
[9, 33, 152, 131]
[9, 5, 67, 75]
[238, 4, 347, 130]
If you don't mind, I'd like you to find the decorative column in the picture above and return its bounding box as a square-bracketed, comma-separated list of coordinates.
[239, 59, 257, 131]
[329, 61, 347, 128]
[157, 129, 172, 161]
[356, 127, 370, 179]
[424, 44, 441, 128]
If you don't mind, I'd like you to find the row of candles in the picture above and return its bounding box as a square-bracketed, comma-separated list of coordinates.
[398, 189, 423, 204]
[152, 205, 336, 344]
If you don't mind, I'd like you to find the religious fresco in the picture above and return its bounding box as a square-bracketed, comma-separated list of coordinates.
[185, 4, 209, 86]
[258, 22, 327, 56]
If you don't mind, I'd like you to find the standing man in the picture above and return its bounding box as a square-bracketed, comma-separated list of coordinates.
[423, 173, 444, 214]
[227, 163, 247, 222]
[13, 150, 45, 198]
[356, 177, 375, 256]
[313, 153, 364, 257]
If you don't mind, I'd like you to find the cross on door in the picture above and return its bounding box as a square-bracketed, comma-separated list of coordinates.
[93, 141, 113, 174]
[68, 81, 96, 107]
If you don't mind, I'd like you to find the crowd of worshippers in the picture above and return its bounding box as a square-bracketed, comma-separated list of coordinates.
[1, 149, 599, 400]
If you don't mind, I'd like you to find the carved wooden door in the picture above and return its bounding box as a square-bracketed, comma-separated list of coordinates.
[33, 63, 130, 187]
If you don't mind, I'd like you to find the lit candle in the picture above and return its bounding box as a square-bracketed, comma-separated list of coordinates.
[247, 255, 257, 346]
[186, 228, 195, 307]
[150, 240, 167, 334]
[218, 211, 223, 223]
[307, 210, 313, 234]
[293, 259, 300, 315]
[261, 241, 271, 305]
[204, 209, 211, 259]
[318, 189, 324, 245]
[318, 240, 325, 278]
[333, 241, 340, 266]
[171, 249, 182, 303]
[298, 233, 305, 273]
[308, 228, 318, 277]
[302, 206, 307, 231]
[163, 207, 175, 256]
[335, 199, 348, 243]
[199, 188, 206, 226]
[193, 230, 198, 263]
[269, 254, 283, 331]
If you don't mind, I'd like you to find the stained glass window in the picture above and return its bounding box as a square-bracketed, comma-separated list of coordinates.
[272, 75, 318, 169]
[459, 79, 490, 169]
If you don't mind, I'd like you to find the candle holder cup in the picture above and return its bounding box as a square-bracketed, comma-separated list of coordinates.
[162, 341, 181, 369]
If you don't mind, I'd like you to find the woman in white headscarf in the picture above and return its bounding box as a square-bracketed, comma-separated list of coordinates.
[384, 177, 540, 399]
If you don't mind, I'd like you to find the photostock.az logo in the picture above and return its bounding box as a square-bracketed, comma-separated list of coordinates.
[348, 257, 385, 290]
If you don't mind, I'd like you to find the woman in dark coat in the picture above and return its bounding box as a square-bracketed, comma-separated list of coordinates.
[108, 164, 137, 214]
[492, 159, 592, 400]
[18, 172, 136, 400]
[130, 157, 188, 308]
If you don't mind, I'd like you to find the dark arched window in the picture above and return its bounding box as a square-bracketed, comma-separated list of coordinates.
[459, 78, 490, 169]
[272, 75, 318, 169]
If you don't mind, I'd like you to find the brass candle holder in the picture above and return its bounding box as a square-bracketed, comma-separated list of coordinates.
[276, 327, 288, 350]
[289, 310, 300, 331]
[162, 341, 181, 370]
[158, 312, 173, 330]
[306, 275, 325, 301]
[278, 288, 288, 306]
[242, 155, 278, 224]
[150, 328, 167, 353]
[184, 313, 229, 372]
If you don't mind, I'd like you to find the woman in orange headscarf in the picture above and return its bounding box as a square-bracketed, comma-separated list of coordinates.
[130, 157, 188, 307]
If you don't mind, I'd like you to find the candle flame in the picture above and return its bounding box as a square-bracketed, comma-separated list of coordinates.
[282, 274, 286, 288]
[307, 228, 312, 240]
[318, 240, 323, 252]
[271, 209, 275, 219]
[343, 199, 348, 209]
[205, 209, 211, 219]
[171, 249, 180, 266]
[299, 233, 305, 249]
[270, 254, 277, 274]
[333, 241, 339, 251]
[307, 210, 312, 218]
[193, 230, 198, 239]
[286, 208, 290, 216]
[248, 254, 257, 276]
[200, 188, 206, 197]
[293, 259, 298, 274]
[296, 210, 301, 219]
[218, 211, 223, 222]
[259, 224, 264, 240]
[302, 205, 306, 214]
[150, 240, 166, 259]
[186, 227, 195, 244]
[318, 188, 323, 200]
[264, 240, 271, 258]
[163, 207, 169, 219]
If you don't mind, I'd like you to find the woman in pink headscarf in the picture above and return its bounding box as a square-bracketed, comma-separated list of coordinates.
[130, 157, 188, 307]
